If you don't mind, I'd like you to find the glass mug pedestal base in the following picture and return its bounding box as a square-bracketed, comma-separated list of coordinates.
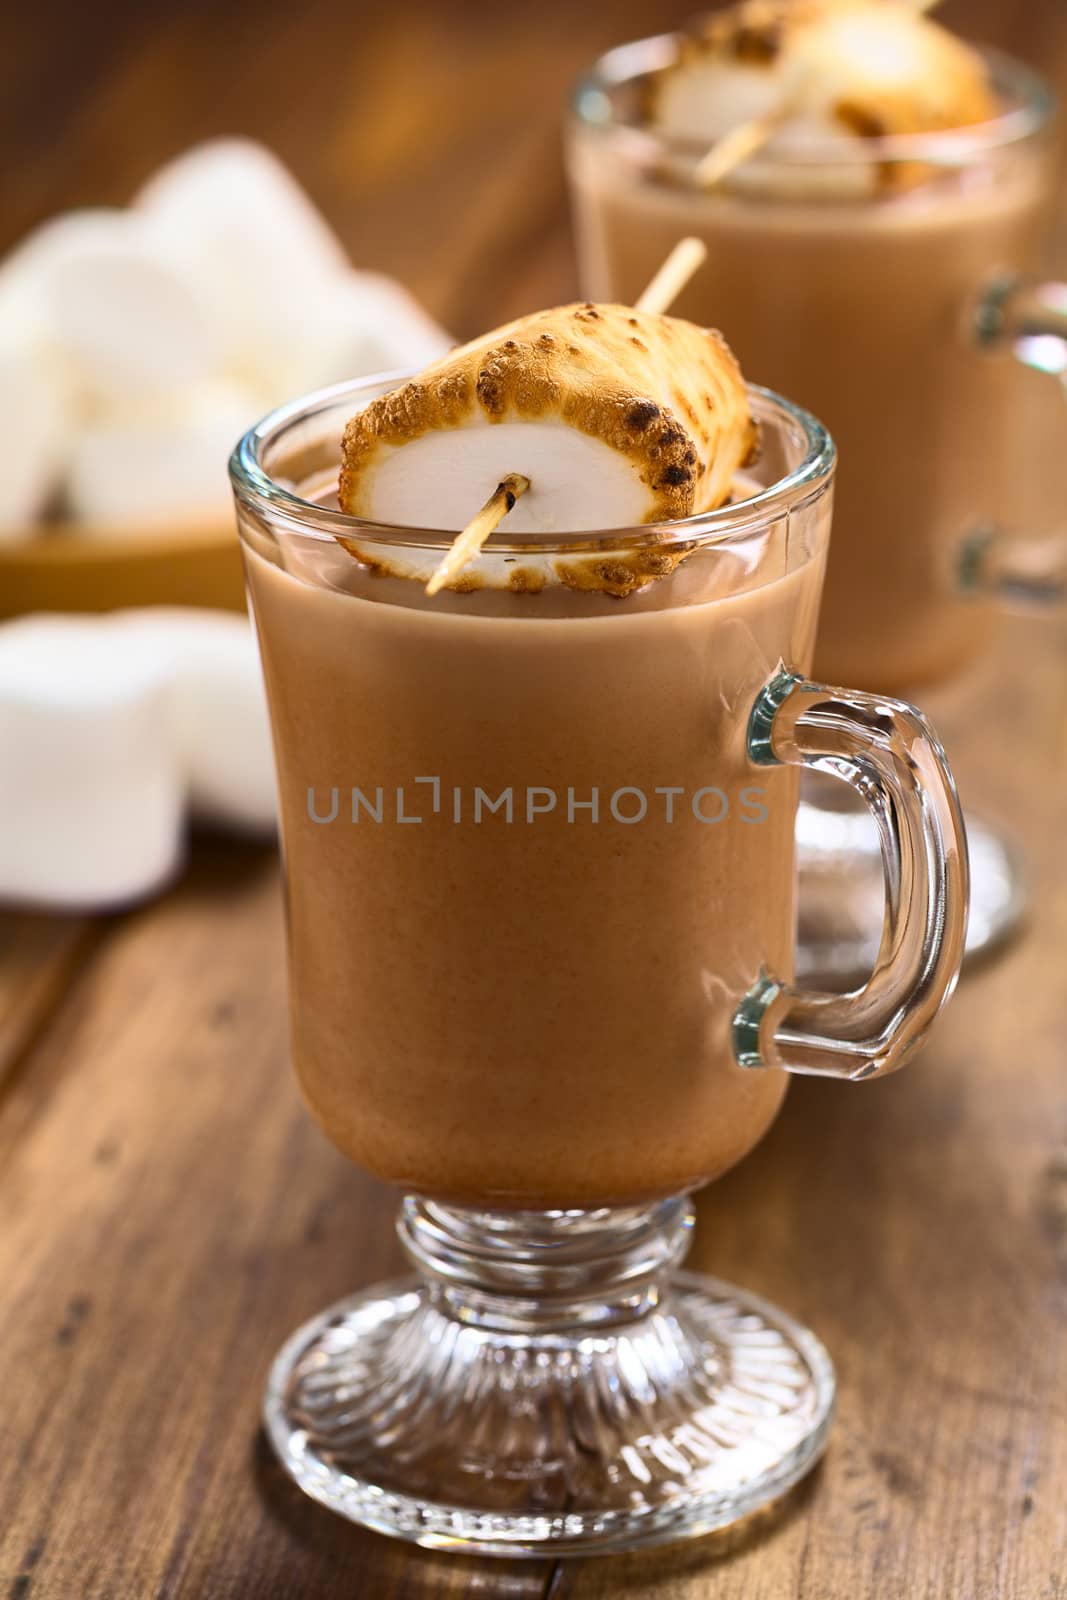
[796, 779, 1025, 989]
[264, 1197, 835, 1557]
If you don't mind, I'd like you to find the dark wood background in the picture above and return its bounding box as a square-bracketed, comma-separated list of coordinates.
[1, 2, 1066, 1597]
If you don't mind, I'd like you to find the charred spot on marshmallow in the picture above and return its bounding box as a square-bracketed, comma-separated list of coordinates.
[476, 365, 507, 417]
[834, 99, 886, 140]
[555, 545, 689, 598]
[556, 557, 642, 596]
[733, 22, 783, 64]
[508, 566, 546, 593]
[626, 400, 660, 430]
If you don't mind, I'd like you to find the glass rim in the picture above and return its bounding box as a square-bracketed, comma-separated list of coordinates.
[230, 374, 835, 556]
[568, 37, 1053, 171]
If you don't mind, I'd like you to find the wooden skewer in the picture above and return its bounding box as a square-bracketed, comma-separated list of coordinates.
[634, 235, 709, 314]
[425, 474, 530, 595]
[694, 107, 791, 191]
[423, 240, 708, 595]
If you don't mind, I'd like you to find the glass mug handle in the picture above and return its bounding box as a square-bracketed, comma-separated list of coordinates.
[962, 274, 1067, 607]
[732, 669, 969, 1080]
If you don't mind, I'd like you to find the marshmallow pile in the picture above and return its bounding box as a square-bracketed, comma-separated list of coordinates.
[0, 140, 453, 537]
[653, 0, 998, 198]
[0, 609, 276, 910]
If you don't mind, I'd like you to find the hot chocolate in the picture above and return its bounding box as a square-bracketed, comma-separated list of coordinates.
[242, 459, 827, 1206]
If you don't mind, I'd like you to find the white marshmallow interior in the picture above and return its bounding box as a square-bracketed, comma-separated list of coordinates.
[365, 420, 655, 533]
[655, 58, 877, 200]
[656, 59, 784, 145]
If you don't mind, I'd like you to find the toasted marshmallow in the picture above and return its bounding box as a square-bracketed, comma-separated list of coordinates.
[66, 379, 257, 528]
[339, 302, 755, 592]
[0, 615, 183, 909]
[135, 140, 351, 397]
[1, 209, 221, 401]
[115, 609, 276, 835]
[654, 0, 999, 198]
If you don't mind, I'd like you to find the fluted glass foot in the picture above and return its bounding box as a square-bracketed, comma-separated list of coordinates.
[263, 1196, 835, 1557]
[796, 776, 1025, 987]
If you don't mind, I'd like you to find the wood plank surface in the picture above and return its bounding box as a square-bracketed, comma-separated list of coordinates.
[0, 913, 98, 1091]
[1, 1, 1066, 1596]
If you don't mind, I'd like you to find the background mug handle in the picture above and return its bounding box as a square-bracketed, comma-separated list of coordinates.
[961, 274, 1067, 607]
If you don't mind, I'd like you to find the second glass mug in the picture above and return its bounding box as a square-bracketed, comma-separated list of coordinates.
[567, 36, 1066, 982]
[231, 374, 967, 1557]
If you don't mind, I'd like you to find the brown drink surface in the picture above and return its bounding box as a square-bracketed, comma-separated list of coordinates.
[243, 523, 825, 1208]
[569, 138, 1045, 692]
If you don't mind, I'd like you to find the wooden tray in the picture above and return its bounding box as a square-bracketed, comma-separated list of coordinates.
[0, 523, 247, 619]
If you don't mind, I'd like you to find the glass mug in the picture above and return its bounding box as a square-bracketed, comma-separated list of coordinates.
[231, 375, 967, 1557]
[567, 38, 1066, 982]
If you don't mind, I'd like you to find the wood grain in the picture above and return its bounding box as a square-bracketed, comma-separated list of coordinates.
[0, 842, 551, 1599]
[0, 913, 98, 1090]
[0, 1, 1065, 1596]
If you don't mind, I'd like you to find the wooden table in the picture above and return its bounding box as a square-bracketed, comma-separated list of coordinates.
[2, 2, 1066, 1595]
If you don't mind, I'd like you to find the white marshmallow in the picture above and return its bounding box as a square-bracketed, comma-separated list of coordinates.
[66, 379, 258, 529]
[1, 209, 222, 401]
[0, 614, 184, 909]
[115, 609, 276, 835]
[365, 419, 651, 535]
[135, 140, 351, 397]
[0, 303, 73, 535]
[263, 269, 454, 398]
[656, 58, 784, 146]
[341, 272, 453, 371]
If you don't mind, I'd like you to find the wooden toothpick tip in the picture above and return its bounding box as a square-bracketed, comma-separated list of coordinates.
[694, 107, 789, 192]
[425, 473, 531, 596]
[634, 235, 708, 316]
